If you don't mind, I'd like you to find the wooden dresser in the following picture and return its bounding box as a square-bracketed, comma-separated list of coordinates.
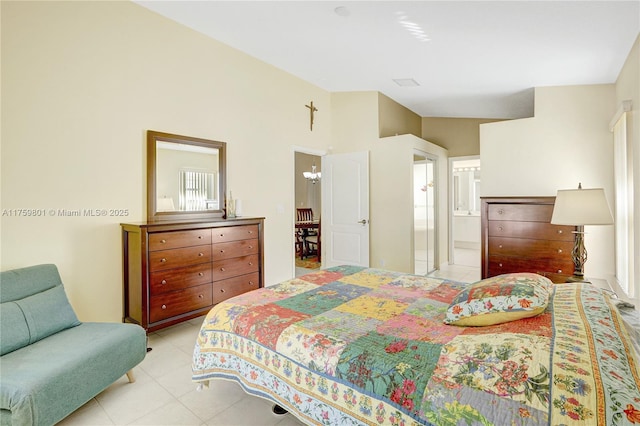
[121, 217, 264, 332]
[481, 197, 576, 283]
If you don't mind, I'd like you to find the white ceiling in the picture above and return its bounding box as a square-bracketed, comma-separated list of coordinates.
[135, 1, 640, 119]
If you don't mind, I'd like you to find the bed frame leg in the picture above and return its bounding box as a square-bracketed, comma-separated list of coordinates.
[272, 404, 288, 415]
[125, 370, 135, 383]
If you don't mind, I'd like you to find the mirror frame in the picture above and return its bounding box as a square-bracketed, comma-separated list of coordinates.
[147, 130, 226, 221]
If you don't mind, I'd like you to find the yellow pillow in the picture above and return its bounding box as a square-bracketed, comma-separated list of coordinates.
[444, 273, 551, 326]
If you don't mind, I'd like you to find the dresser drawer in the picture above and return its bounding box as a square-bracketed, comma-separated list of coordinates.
[488, 237, 574, 259]
[213, 254, 259, 281]
[149, 283, 212, 323]
[212, 239, 259, 261]
[212, 272, 260, 304]
[150, 263, 212, 295]
[149, 245, 212, 272]
[488, 221, 574, 241]
[488, 204, 554, 222]
[488, 255, 574, 277]
[149, 229, 212, 251]
[212, 225, 259, 243]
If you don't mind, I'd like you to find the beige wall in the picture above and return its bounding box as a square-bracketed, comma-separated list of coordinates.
[422, 117, 504, 157]
[378, 93, 422, 138]
[1, 1, 331, 321]
[480, 84, 617, 279]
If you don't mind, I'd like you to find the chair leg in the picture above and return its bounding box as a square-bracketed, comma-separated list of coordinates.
[126, 370, 136, 383]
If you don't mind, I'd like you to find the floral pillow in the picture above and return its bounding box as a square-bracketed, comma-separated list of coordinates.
[444, 273, 552, 326]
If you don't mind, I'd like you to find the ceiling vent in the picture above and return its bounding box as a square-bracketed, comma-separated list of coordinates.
[393, 78, 420, 87]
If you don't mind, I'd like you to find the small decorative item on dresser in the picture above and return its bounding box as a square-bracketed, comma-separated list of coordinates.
[551, 183, 614, 282]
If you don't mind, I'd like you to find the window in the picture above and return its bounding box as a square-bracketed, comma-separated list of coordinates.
[611, 101, 634, 297]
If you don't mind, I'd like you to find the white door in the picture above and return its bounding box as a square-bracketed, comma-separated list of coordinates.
[321, 151, 370, 267]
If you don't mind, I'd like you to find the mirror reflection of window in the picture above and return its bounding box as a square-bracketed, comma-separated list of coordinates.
[179, 170, 216, 211]
[156, 142, 220, 211]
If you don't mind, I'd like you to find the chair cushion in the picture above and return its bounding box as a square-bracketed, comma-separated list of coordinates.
[1, 286, 80, 355]
[0, 303, 30, 356]
[17, 285, 81, 345]
[0, 264, 63, 303]
[444, 273, 551, 326]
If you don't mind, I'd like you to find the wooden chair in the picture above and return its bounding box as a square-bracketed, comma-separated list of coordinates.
[304, 221, 321, 261]
[295, 231, 305, 259]
[296, 208, 314, 222]
[296, 208, 317, 236]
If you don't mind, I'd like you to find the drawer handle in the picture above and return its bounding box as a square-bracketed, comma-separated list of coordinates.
[498, 209, 504, 215]
[161, 279, 167, 285]
[220, 289, 225, 293]
[498, 263, 503, 267]
[161, 304, 167, 310]
[498, 226, 503, 231]
[248, 231, 253, 234]
[219, 233, 224, 237]
[160, 258, 167, 263]
[220, 267, 225, 272]
[248, 245, 253, 249]
[249, 281, 254, 285]
[248, 262, 253, 266]
[198, 272, 204, 276]
[558, 249, 563, 253]
[558, 230, 563, 234]
[498, 244, 503, 249]
[198, 294, 204, 299]
[557, 269, 563, 273]
[160, 239, 166, 244]
[220, 250, 225, 253]
[198, 252, 204, 257]
[198, 235, 203, 239]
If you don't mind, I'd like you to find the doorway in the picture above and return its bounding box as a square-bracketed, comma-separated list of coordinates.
[449, 156, 481, 267]
[294, 151, 322, 276]
[413, 152, 437, 275]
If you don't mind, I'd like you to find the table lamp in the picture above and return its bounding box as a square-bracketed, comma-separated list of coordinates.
[550, 183, 614, 281]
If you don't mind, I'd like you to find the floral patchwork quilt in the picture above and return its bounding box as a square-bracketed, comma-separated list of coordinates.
[192, 266, 640, 425]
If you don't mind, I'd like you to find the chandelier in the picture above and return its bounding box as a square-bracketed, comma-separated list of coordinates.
[303, 164, 321, 184]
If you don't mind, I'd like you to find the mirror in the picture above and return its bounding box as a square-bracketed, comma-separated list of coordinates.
[147, 130, 226, 221]
[452, 159, 481, 215]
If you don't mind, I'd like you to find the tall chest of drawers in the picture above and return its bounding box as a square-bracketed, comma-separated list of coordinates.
[481, 197, 576, 283]
[121, 217, 264, 332]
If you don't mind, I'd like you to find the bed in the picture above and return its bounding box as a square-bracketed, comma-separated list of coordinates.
[192, 266, 640, 425]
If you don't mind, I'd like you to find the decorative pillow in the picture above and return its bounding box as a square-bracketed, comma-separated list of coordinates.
[444, 273, 552, 326]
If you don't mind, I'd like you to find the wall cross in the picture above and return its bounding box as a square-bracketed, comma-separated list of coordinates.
[305, 101, 318, 131]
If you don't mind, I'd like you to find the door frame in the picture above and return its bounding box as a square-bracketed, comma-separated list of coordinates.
[448, 155, 480, 265]
[292, 145, 327, 277]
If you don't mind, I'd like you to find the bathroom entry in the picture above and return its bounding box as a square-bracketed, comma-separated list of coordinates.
[414, 153, 437, 275]
[450, 157, 481, 267]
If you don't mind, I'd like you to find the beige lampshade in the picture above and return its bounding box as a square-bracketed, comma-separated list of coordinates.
[551, 187, 614, 226]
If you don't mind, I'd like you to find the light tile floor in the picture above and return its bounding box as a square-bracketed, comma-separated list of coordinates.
[59, 262, 479, 426]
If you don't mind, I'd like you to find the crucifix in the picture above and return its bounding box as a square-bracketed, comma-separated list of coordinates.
[305, 101, 318, 131]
